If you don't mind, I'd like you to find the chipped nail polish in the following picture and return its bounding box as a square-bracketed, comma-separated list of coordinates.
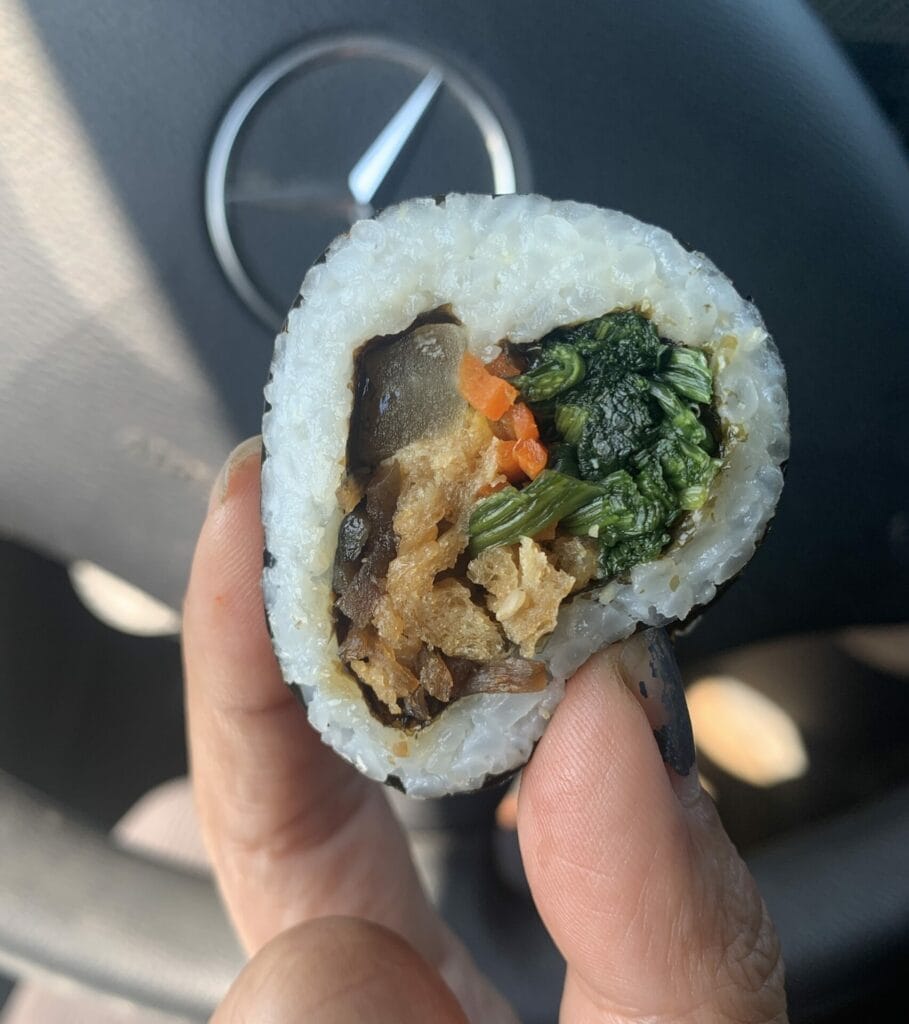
[618, 627, 701, 807]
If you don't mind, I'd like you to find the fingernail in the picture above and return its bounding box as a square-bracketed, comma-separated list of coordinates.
[617, 628, 701, 807]
[208, 436, 262, 512]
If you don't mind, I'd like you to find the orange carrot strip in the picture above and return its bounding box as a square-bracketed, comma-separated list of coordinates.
[508, 403, 539, 440]
[494, 403, 538, 441]
[515, 438, 548, 480]
[458, 353, 518, 421]
[495, 440, 525, 483]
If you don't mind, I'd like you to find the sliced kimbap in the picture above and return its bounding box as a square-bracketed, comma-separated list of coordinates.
[261, 194, 789, 797]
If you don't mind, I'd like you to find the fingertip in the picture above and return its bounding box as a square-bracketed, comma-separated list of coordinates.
[184, 436, 274, 699]
[184, 443, 460, 981]
[519, 642, 678, 834]
[208, 435, 263, 515]
[212, 917, 469, 1024]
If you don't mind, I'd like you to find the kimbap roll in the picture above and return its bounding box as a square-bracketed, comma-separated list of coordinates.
[261, 194, 788, 797]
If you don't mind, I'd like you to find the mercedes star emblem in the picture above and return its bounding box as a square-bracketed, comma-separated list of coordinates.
[205, 33, 532, 329]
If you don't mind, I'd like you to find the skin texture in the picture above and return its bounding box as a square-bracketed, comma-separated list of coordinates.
[211, 918, 468, 1024]
[184, 438, 788, 1024]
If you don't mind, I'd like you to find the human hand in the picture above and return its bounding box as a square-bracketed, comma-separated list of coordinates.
[184, 438, 787, 1023]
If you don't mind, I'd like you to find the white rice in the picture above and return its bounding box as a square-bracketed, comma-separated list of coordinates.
[261, 194, 789, 797]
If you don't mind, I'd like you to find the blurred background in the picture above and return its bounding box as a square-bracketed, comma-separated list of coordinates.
[0, 1, 907, 1021]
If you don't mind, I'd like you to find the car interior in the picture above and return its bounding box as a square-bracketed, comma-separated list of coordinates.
[0, 1, 907, 1021]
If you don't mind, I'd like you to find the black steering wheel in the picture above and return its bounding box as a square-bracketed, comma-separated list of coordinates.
[1, 2, 907, 1021]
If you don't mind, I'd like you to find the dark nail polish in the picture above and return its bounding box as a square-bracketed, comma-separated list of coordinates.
[619, 628, 701, 806]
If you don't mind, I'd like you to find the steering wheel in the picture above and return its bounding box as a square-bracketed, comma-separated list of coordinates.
[1, 1, 907, 1020]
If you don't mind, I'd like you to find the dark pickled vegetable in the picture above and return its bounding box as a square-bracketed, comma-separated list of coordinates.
[574, 372, 659, 478]
[400, 689, 431, 724]
[459, 656, 548, 695]
[553, 403, 588, 445]
[555, 310, 661, 371]
[657, 345, 713, 404]
[418, 647, 454, 703]
[562, 457, 678, 570]
[547, 442, 579, 476]
[332, 504, 371, 596]
[468, 470, 604, 554]
[513, 343, 584, 402]
[469, 309, 721, 581]
[335, 462, 401, 627]
[349, 321, 467, 471]
[562, 470, 656, 540]
[599, 531, 671, 579]
[560, 458, 678, 578]
[648, 380, 709, 449]
[337, 507, 370, 563]
[652, 432, 721, 510]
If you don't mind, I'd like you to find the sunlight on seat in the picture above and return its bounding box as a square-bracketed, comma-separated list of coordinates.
[687, 675, 808, 788]
[69, 560, 180, 637]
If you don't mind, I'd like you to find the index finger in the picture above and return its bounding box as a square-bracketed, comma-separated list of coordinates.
[182, 438, 445, 961]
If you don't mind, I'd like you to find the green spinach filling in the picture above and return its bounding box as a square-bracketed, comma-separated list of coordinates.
[467, 311, 720, 580]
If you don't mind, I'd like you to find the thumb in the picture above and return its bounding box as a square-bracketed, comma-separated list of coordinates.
[517, 629, 787, 1023]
